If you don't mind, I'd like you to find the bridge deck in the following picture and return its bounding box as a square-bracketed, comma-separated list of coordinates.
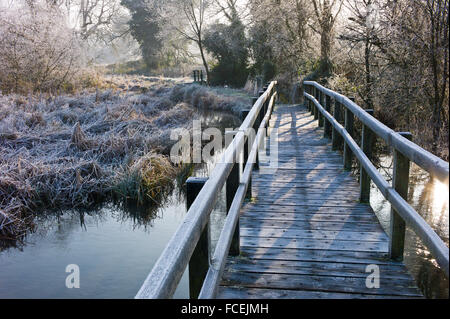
[217, 104, 423, 299]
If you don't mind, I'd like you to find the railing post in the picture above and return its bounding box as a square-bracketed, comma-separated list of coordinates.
[324, 94, 332, 138]
[313, 87, 319, 120]
[225, 132, 240, 257]
[360, 109, 374, 203]
[343, 98, 355, 170]
[240, 109, 252, 199]
[186, 177, 209, 299]
[305, 85, 311, 112]
[258, 90, 265, 126]
[332, 100, 343, 151]
[389, 132, 413, 261]
[318, 90, 324, 127]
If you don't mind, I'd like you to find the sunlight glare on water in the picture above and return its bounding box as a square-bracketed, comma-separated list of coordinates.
[430, 179, 449, 216]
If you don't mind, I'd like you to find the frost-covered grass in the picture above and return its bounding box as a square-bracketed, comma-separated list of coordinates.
[0, 76, 252, 240]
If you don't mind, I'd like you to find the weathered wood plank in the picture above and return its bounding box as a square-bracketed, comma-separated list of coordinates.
[225, 258, 414, 280]
[240, 218, 384, 232]
[217, 287, 423, 299]
[241, 211, 378, 223]
[240, 228, 388, 242]
[240, 236, 388, 253]
[220, 272, 422, 297]
[242, 205, 374, 214]
[240, 246, 397, 264]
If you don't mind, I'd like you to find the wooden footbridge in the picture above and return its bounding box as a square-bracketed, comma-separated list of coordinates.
[136, 81, 449, 299]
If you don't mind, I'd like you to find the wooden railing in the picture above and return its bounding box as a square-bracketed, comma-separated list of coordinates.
[135, 81, 278, 299]
[303, 81, 449, 277]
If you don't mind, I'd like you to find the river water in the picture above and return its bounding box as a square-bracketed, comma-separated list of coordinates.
[0, 121, 448, 299]
[369, 156, 449, 299]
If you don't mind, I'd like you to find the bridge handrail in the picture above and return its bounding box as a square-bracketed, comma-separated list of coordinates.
[198, 92, 277, 299]
[303, 82, 449, 277]
[135, 81, 277, 299]
[304, 81, 449, 184]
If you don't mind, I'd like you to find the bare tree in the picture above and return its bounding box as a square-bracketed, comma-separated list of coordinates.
[165, 0, 211, 84]
[311, 0, 344, 75]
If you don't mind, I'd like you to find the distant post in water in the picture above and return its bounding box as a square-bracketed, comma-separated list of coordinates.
[186, 177, 209, 299]
[360, 110, 374, 203]
[389, 132, 413, 261]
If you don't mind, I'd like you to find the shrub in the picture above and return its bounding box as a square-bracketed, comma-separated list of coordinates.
[0, 3, 83, 94]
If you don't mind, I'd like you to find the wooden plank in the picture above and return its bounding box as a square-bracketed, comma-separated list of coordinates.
[240, 236, 388, 253]
[220, 272, 422, 297]
[216, 287, 423, 299]
[240, 228, 388, 242]
[246, 201, 366, 207]
[242, 205, 374, 215]
[240, 218, 384, 232]
[240, 246, 397, 265]
[225, 259, 414, 280]
[241, 211, 378, 223]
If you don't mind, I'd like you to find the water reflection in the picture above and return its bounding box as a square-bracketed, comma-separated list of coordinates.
[371, 157, 449, 299]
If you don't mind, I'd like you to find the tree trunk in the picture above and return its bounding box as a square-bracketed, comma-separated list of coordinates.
[198, 40, 210, 85]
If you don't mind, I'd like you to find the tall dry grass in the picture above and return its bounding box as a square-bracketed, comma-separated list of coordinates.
[0, 76, 251, 240]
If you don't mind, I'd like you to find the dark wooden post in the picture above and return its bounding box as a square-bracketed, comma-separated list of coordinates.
[258, 90, 265, 125]
[360, 110, 374, 203]
[343, 98, 355, 170]
[389, 132, 412, 261]
[324, 94, 332, 138]
[318, 90, 324, 127]
[186, 177, 209, 299]
[241, 109, 252, 199]
[252, 96, 260, 170]
[225, 132, 240, 256]
[313, 87, 319, 120]
[306, 85, 311, 112]
[193, 71, 197, 82]
[332, 100, 343, 151]
[200, 70, 204, 84]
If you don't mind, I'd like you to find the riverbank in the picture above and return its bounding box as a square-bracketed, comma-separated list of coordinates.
[0, 76, 252, 240]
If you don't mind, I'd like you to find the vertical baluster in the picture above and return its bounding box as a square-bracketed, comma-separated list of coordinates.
[324, 94, 332, 138]
[240, 109, 252, 199]
[318, 90, 324, 127]
[186, 177, 209, 299]
[360, 110, 374, 203]
[313, 87, 319, 120]
[225, 131, 240, 256]
[332, 100, 343, 151]
[389, 132, 413, 261]
[343, 98, 355, 170]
